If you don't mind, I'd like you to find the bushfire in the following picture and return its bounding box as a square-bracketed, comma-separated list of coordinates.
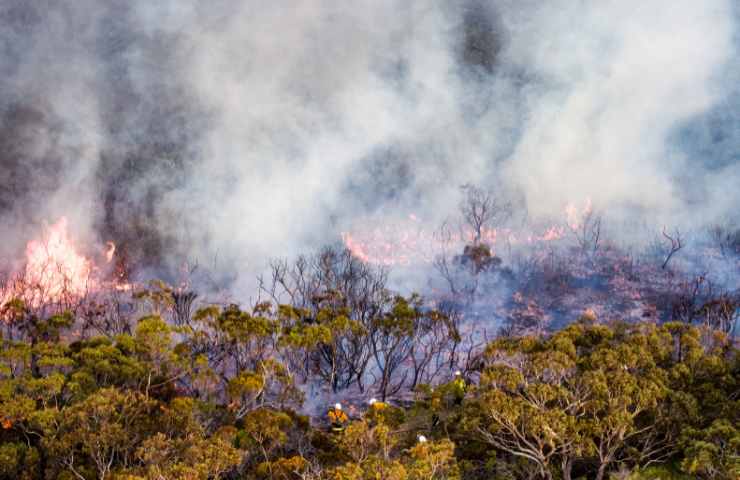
[340, 200, 591, 267]
[1, 217, 128, 310]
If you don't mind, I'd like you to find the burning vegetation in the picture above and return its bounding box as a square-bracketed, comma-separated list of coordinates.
[0, 0, 738, 477]
[1, 217, 131, 315]
[0, 186, 737, 480]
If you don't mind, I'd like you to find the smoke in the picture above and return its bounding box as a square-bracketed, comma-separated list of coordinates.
[500, 0, 738, 223]
[0, 0, 737, 293]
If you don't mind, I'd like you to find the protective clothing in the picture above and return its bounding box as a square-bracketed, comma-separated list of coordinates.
[369, 398, 388, 411]
[452, 372, 466, 405]
[327, 403, 348, 433]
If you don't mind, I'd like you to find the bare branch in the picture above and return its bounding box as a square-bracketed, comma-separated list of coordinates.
[661, 227, 683, 269]
[459, 184, 512, 244]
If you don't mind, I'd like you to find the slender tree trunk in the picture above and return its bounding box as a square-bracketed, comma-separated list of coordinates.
[595, 463, 608, 480]
[32, 436, 47, 480]
[30, 336, 41, 378]
[562, 457, 573, 480]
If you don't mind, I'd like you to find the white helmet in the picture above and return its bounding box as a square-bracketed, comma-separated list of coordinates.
[334, 403, 342, 410]
[454, 370, 462, 376]
[369, 398, 377, 405]
[417, 435, 428, 443]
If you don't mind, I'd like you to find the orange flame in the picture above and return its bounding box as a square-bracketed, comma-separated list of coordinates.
[565, 198, 593, 230]
[22, 217, 95, 305]
[1, 217, 133, 311]
[342, 200, 593, 266]
[341, 216, 503, 266]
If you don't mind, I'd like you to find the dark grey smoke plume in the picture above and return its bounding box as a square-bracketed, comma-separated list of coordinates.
[0, 0, 738, 294]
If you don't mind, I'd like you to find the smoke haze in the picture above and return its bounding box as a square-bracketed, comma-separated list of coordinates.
[1, 0, 738, 293]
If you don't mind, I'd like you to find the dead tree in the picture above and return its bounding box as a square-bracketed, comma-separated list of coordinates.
[661, 227, 683, 269]
[80, 290, 136, 338]
[697, 292, 739, 336]
[708, 223, 740, 257]
[433, 221, 479, 301]
[667, 274, 739, 340]
[670, 274, 706, 324]
[434, 186, 508, 304]
[569, 209, 603, 256]
[459, 183, 512, 244]
[433, 252, 482, 305]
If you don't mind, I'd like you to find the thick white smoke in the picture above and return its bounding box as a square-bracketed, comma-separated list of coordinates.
[500, 0, 736, 221]
[0, 0, 737, 293]
[0, 0, 106, 258]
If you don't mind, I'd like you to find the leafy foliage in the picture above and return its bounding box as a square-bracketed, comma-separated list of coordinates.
[0, 279, 736, 479]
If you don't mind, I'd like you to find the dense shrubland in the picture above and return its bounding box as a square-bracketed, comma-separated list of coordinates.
[0, 258, 737, 479]
[0, 188, 738, 479]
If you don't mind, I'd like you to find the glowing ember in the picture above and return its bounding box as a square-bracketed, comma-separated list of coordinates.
[341, 217, 455, 266]
[22, 217, 95, 305]
[341, 216, 501, 266]
[342, 201, 593, 266]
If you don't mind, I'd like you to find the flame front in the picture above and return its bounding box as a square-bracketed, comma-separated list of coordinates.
[342, 200, 594, 266]
[22, 217, 95, 305]
[0, 217, 133, 311]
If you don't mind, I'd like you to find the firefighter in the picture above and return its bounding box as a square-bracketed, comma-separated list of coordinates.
[452, 370, 466, 405]
[366, 397, 390, 426]
[327, 402, 348, 433]
[368, 397, 388, 411]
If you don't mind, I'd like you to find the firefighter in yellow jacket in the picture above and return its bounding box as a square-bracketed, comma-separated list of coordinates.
[452, 370, 466, 405]
[365, 397, 386, 425]
[368, 398, 388, 411]
[327, 402, 348, 433]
